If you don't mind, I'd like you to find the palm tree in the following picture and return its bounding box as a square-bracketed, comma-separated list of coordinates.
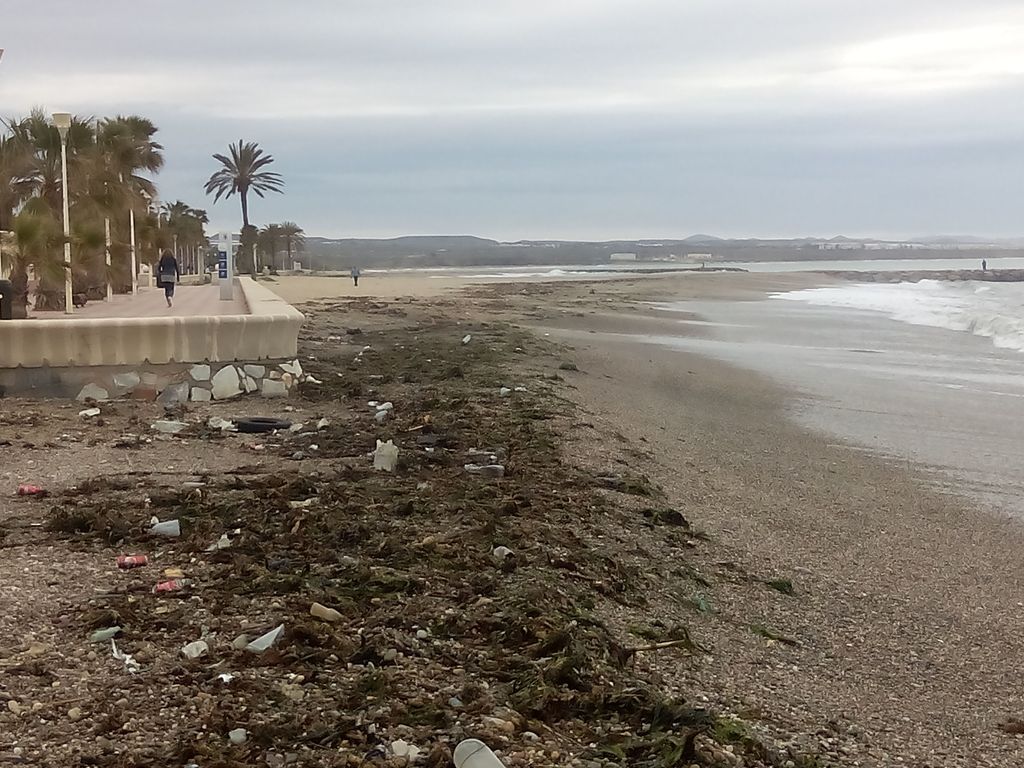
[279, 221, 304, 270]
[204, 140, 283, 274]
[258, 223, 283, 273]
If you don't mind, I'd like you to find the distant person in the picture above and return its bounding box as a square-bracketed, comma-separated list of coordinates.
[982, 259, 988, 272]
[351, 266, 361, 287]
[157, 250, 180, 308]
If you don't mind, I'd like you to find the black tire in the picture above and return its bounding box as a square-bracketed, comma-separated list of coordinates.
[235, 417, 292, 434]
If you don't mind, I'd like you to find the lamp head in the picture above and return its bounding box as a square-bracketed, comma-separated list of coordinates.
[52, 112, 72, 140]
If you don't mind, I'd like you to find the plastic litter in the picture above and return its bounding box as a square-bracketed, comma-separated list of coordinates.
[89, 626, 122, 643]
[454, 739, 507, 768]
[499, 387, 512, 397]
[374, 409, 390, 424]
[205, 533, 232, 551]
[373, 440, 399, 472]
[464, 464, 506, 479]
[462, 334, 472, 345]
[207, 416, 237, 432]
[149, 519, 181, 537]
[376, 402, 394, 412]
[153, 578, 192, 594]
[316, 418, 330, 430]
[245, 624, 285, 653]
[181, 640, 209, 659]
[16, 484, 48, 497]
[492, 546, 514, 560]
[117, 555, 148, 569]
[288, 498, 318, 510]
[111, 640, 141, 674]
[79, 407, 101, 418]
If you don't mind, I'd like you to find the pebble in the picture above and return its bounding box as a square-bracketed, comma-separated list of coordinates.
[228, 727, 248, 745]
[68, 706, 83, 722]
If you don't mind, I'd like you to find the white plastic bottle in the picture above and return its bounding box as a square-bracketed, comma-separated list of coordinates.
[453, 739, 507, 768]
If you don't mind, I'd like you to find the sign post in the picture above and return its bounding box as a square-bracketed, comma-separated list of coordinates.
[217, 231, 234, 302]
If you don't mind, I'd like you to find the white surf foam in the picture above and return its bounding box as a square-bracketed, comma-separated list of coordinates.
[774, 280, 1024, 352]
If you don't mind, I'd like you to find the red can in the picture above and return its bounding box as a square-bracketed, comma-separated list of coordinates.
[17, 484, 48, 497]
[117, 555, 149, 569]
[153, 578, 191, 594]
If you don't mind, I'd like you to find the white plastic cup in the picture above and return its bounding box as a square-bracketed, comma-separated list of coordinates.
[150, 519, 181, 537]
[453, 739, 506, 768]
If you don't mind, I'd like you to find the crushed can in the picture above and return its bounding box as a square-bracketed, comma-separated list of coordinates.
[153, 578, 192, 594]
[117, 555, 149, 569]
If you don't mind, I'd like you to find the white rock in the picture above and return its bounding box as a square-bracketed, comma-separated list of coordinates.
[262, 379, 288, 398]
[181, 640, 209, 659]
[244, 376, 258, 393]
[191, 387, 212, 402]
[211, 366, 242, 400]
[112, 372, 141, 390]
[76, 383, 109, 402]
[493, 546, 514, 560]
[243, 364, 266, 378]
[79, 407, 101, 419]
[376, 402, 394, 412]
[282, 372, 294, 389]
[316, 418, 330, 430]
[310, 602, 343, 623]
[152, 420, 187, 435]
[228, 728, 248, 745]
[499, 387, 512, 397]
[280, 359, 303, 377]
[190, 364, 211, 381]
[304, 375, 322, 385]
[374, 410, 389, 424]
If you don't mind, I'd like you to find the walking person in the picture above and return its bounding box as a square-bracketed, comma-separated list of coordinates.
[351, 266, 361, 287]
[157, 249, 181, 308]
[982, 259, 988, 272]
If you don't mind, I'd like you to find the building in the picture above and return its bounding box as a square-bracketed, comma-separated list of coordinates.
[610, 252, 637, 262]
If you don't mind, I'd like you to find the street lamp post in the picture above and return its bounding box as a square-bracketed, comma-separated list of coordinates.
[52, 112, 73, 314]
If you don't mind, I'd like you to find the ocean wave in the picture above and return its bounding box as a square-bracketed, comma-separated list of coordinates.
[774, 280, 1024, 352]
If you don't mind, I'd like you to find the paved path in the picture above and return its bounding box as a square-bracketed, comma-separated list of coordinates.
[31, 284, 248, 319]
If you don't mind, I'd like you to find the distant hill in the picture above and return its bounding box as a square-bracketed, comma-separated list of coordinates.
[296, 233, 1024, 270]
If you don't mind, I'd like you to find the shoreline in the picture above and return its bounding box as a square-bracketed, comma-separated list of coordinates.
[516, 277, 1024, 766]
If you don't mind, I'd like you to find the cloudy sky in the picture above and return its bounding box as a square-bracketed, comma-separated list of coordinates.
[2, 1, 1023, 240]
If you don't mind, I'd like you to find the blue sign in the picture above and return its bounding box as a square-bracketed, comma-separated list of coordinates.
[217, 249, 228, 279]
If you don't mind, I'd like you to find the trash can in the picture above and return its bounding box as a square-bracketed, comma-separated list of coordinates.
[0, 279, 12, 320]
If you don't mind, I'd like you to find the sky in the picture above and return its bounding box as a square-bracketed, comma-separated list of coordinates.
[2, 0, 1023, 241]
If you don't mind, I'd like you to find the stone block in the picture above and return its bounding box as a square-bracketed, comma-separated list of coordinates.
[191, 387, 212, 402]
[261, 379, 288, 398]
[76, 383, 109, 402]
[243, 364, 266, 378]
[112, 372, 141, 390]
[244, 376, 258, 393]
[280, 360, 303, 377]
[211, 366, 242, 400]
[157, 382, 190, 406]
[190, 364, 211, 382]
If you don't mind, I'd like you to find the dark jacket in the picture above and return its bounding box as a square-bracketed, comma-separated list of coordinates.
[157, 254, 180, 286]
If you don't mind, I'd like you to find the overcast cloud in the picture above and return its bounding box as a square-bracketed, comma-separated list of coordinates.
[2, 0, 1023, 239]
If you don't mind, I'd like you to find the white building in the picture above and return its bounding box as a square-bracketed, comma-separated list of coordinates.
[610, 252, 637, 262]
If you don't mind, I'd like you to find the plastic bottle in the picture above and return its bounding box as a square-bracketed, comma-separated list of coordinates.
[453, 739, 506, 768]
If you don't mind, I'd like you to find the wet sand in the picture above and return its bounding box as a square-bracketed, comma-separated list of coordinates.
[519, 276, 1024, 766]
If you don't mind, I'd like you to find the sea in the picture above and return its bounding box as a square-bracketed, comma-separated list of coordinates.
[637, 261, 1024, 516]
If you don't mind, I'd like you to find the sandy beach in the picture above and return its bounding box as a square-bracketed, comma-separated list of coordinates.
[1, 271, 1022, 766]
